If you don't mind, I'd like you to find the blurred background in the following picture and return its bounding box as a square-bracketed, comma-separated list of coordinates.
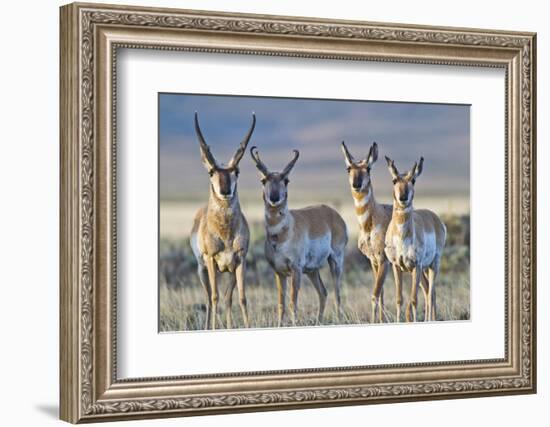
[159, 93, 471, 331]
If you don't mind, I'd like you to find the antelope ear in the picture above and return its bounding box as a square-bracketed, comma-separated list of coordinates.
[366, 142, 378, 167]
[413, 156, 424, 181]
[341, 141, 354, 167]
[385, 155, 399, 179]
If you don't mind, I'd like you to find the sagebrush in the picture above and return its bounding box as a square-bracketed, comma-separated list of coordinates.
[159, 214, 470, 331]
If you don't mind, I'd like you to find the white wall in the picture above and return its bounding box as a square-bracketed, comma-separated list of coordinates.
[0, 0, 545, 425]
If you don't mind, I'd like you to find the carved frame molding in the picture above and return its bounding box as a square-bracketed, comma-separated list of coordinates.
[60, 2, 536, 423]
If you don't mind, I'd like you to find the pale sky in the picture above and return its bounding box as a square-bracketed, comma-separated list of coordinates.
[159, 93, 470, 202]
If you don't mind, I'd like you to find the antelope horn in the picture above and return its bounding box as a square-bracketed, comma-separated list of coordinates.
[229, 113, 256, 168]
[341, 141, 355, 166]
[249, 146, 269, 177]
[194, 112, 217, 170]
[282, 150, 300, 178]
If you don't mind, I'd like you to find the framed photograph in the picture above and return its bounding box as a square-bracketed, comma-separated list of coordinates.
[60, 2, 537, 423]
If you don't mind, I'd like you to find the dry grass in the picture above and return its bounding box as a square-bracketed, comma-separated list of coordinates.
[159, 214, 470, 332]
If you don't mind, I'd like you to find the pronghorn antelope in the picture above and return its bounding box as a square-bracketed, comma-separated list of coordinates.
[384, 156, 446, 322]
[250, 147, 348, 326]
[341, 141, 394, 323]
[189, 112, 255, 330]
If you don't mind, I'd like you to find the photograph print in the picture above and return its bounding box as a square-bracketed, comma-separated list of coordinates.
[159, 93, 470, 332]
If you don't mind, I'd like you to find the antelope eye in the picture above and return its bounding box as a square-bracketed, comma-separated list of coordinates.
[346, 166, 351, 173]
[284, 178, 290, 185]
[260, 178, 266, 185]
[392, 179, 398, 184]
[208, 170, 215, 177]
[234, 168, 240, 177]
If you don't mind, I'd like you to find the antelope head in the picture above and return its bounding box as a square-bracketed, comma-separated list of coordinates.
[250, 146, 300, 208]
[341, 141, 378, 195]
[385, 155, 424, 209]
[194, 112, 256, 201]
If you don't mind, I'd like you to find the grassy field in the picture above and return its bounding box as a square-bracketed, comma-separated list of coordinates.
[159, 208, 470, 332]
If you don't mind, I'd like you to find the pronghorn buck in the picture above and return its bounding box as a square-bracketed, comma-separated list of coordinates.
[250, 147, 348, 326]
[341, 141, 394, 323]
[189, 112, 255, 330]
[384, 156, 447, 322]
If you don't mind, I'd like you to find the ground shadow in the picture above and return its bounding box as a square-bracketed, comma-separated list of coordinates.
[35, 404, 58, 419]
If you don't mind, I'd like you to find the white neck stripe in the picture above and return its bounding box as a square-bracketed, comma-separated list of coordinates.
[354, 188, 371, 207]
[357, 210, 371, 225]
[267, 217, 289, 234]
[395, 205, 413, 214]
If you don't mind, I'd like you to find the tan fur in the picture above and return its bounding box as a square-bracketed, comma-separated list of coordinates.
[189, 113, 255, 330]
[342, 142, 395, 322]
[292, 205, 347, 242]
[190, 190, 251, 330]
[384, 156, 447, 322]
[263, 203, 348, 326]
[193, 194, 249, 271]
[265, 205, 347, 250]
[352, 191, 366, 201]
[251, 147, 347, 326]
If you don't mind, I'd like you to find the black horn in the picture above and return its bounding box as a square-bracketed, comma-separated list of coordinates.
[229, 113, 256, 168]
[194, 112, 218, 171]
[282, 150, 300, 178]
[250, 146, 270, 177]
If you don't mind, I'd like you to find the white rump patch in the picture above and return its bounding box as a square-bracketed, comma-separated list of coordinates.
[421, 230, 437, 266]
[304, 235, 332, 270]
[190, 233, 200, 259]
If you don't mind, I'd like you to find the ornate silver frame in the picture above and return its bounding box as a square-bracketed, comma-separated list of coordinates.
[60, 2, 536, 423]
